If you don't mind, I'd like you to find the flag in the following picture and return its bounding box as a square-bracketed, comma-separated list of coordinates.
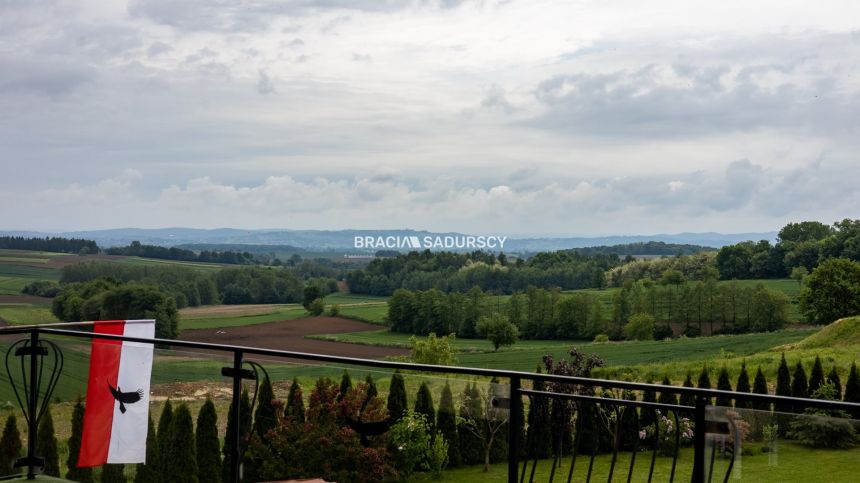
[79, 320, 155, 467]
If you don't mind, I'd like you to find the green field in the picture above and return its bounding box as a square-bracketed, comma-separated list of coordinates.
[0, 264, 61, 295]
[179, 305, 310, 330]
[0, 304, 60, 325]
[111, 256, 226, 271]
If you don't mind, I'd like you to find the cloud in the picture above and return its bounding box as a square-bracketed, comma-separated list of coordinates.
[256, 69, 276, 94]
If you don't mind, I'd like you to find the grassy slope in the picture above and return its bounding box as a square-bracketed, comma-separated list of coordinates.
[0, 305, 60, 325]
[792, 315, 860, 349]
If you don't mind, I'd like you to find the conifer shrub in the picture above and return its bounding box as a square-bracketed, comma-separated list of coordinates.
[196, 399, 221, 483]
[66, 398, 93, 483]
[36, 405, 59, 476]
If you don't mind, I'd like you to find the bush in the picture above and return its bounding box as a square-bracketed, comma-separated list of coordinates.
[408, 333, 457, 365]
[196, 399, 221, 483]
[0, 414, 22, 476]
[329, 304, 340, 316]
[593, 334, 609, 343]
[799, 258, 860, 324]
[623, 313, 655, 340]
[36, 406, 59, 476]
[653, 324, 673, 340]
[388, 410, 433, 478]
[789, 384, 857, 448]
[308, 297, 325, 316]
[66, 399, 93, 483]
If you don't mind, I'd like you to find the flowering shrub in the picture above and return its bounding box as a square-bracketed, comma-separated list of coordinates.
[388, 410, 434, 478]
[639, 410, 694, 456]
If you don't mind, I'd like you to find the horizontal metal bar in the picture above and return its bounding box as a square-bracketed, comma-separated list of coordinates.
[3, 326, 859, 414]
[520, 389, 693, 412]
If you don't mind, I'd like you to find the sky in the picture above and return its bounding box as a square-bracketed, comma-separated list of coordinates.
[1, 0, 858, 235]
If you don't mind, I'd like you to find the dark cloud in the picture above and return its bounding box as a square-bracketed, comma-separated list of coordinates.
[0, 55, 95, 96]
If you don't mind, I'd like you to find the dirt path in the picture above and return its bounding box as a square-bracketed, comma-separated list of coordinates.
[179, 316, 407, 360]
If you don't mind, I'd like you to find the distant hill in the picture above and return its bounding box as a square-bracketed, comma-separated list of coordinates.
[0, 228, 777, 252]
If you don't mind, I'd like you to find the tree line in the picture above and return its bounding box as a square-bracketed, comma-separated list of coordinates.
[347, 249, 619, 296]
[714, 219, 860, 280]
[0, 236, 99, 254]
[106, 241, 264, 265]
[388, 286, 605, 341]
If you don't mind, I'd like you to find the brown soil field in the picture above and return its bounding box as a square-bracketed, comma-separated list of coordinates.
[0, 294, 53, 304]
[179, 316, 408, 360]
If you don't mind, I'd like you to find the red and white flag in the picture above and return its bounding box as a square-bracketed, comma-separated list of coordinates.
[79, 320, 155, 467]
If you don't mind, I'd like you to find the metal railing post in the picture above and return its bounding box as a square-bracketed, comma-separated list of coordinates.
[26, 330, 39, 480]
[508, 376, 521, 483]
[230, 350, 243, 483]
[692, 394, 707, 483]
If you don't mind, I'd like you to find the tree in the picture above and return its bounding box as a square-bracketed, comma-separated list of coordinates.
[36, 405, 59, 476]
[222, 390, 251, 483]
[98, 284, 180, 339]
[364, 375, 378, 402]
[697, 366, 712, 405]
[436, 382, 461, 467]
[809, 356, 825, 396]
[302, 285, 321, 310]
[716, 367, 733, 407]
[459, 382, 510, 472]
[408, 333, 457, 365]
[790, 266, 808, 288]
[307, 298, 325, 316]
[775, 354, 793, 437]
[827, 366, 843, 401]
[623, 313, 655, 341]
[156, 400, 174, 483]
[845, 362, 860, 419]
[285, 378, 305, 423]
[799, 258, 860, 324]
[0, 414, 22, 476]
[791, 361, 809, 412]
[736, 362, 752, 409]
[476, 313, 519, 351]
[387, 371, 408, 423]
[134, 416, 157, 483]
[337, 371, 352, 402]
[778, 221, 833, 244]
[525, 368, 552, 460]
[101, 464, 127, 483]
[66, 398, 93, 483]
[679, 371, 696, 409]
[167, 404, 198, 483]
[752, 367, 770, 411]
[252, 376, 277, 438]
[196, 399, 221, 483]
[415, 382, 436, 435]
[658, 375, 678, 406]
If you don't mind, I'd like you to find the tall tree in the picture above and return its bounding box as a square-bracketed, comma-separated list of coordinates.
[827, 366, 843, 401]
[436, 382, 461, 467]
[415, 382, 436, 435]
[799, 258, 860, 324]
[775, 354, 793, 437]
[844, 362, 860, 419]
[252, 376, 277, 438]
[337, 370, 352, 402]
[134, 416, 157, 483]
[364, 375, 378, 401]
[735, 362, 752, 409]
[808, 356, 825, 396]
[284, 378, 305, 423]
[525, 370, 552, 459]
[791, 361, 809, 413]
[715, 367, 733, 407]
[66, 398, 94, 483]
[196, 399, 221, 483]
[387, 371, 408, 423]
[697, 366, 712, 405]
[222, 390, 251, 483]
[679, 371, 696, 409]
[0, 414, 22, 476]
[752, 367, 770, 411]
[156, 400, 174, 483]
[658, 375, 678, 406]
[36, 405, 59, 476]
[167, 404, 198, 483]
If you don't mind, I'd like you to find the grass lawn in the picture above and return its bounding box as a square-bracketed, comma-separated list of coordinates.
[435, 443, 860, 482]
[178, 305, 309, 330]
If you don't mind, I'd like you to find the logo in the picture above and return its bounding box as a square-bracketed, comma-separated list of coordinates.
[354, 234, 507, 250]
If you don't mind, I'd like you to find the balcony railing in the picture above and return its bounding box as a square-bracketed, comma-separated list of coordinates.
[2, 323, 859, 482]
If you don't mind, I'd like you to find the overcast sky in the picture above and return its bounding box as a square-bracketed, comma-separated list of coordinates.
[1, 0, 858, 235]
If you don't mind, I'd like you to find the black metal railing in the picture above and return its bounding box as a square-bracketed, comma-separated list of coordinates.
[2, 324, 859, 482]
